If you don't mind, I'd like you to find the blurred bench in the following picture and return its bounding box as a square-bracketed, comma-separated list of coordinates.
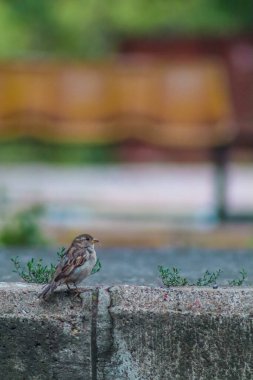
[0, 59, 235, 220]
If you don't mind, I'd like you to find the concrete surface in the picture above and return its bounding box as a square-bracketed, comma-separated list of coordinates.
[105, 286, 253, 380]
[0, 282, 94, 380]
[1, 247, 253, 286]
[1, 283, 253, 380]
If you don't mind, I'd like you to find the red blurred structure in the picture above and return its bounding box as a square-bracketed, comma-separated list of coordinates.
[120, 35, 253, 150]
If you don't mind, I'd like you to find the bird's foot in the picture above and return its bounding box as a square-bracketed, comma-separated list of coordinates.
[73, 288, 83, 302]
[66, 284, 87, 302]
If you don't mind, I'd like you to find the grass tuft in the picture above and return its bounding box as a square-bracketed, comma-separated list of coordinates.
[159, 265, 247, 287]
[194, 269, 223, 286]
[11, 256, 56, 284]
[229, 269, 247, 286]
[158, 265, 188, 287]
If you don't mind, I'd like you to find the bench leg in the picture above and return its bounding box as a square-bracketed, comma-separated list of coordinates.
[212, 146, 230, 222]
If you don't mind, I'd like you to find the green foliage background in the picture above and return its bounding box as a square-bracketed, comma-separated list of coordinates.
[0, 0, 252, 59]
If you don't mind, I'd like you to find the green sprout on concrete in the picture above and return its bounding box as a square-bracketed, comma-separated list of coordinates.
[229, 269, 247, 286]
[91, 257, 102, 275]
[11, 247, 102, 284]
[11, 256, 56, 284]
[158, 266, 243, 287]
[158, 266, 189, 287]
[194, 269, 223, 286]
[56, 246, 66, 261]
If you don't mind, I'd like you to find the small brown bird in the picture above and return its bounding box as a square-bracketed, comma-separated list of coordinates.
[39, 234, 99, 300]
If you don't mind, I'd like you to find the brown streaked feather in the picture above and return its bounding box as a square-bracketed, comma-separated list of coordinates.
[53, 246, 89, 283]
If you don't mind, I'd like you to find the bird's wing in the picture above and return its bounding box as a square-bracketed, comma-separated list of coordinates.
[53, 246, 89, 283]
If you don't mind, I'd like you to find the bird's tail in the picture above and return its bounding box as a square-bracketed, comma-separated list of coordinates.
[38, 282, 58, 300]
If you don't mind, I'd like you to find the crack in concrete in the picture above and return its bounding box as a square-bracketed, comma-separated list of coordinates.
[91, 288, 99, 380]
[96, 286, 115, 380]
[103, 286, 146, 380]
[105, 286, 114, 353]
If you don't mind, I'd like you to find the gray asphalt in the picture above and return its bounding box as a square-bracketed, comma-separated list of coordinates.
[1, 247, 253, 286]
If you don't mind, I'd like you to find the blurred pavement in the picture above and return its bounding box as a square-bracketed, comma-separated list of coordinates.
[0, 163, 253, 246]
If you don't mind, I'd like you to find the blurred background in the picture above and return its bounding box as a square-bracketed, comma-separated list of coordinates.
[0, 0, 253, 249]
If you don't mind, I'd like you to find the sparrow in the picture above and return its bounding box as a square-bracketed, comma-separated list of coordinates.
[39, 233, 99, 300]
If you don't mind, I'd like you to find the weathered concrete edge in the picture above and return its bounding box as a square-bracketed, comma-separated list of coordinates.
[103, 285, 253, 380]
[106, 284, 253, 316]
[2, 282, 253, 315]
[1, 283, 253, 380]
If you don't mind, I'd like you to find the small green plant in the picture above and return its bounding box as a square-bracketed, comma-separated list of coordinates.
[91, 257, 102, 275]
[158, 265, 189, 287]
[229, 269, 247, 286]
[159, 265, 247, 287]
[11, 256, 56, 284]
[0, 205, 47, 246]
[11, 247, 102, 284]
[158, 266, 222, 287]
[57, 246, 66, 260]
[194, 269, 223, 286]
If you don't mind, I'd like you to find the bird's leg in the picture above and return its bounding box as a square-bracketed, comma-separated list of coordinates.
[65, 282, 82, 301]
[73, 283, 83, 301]
[65, 282, 76, 294]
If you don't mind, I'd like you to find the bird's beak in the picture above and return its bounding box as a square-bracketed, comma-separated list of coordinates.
[93, 238, 99, 244]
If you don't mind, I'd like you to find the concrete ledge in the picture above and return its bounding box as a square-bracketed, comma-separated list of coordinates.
[1, 283, 253, 379]
[0, 283, 94, 380]
[106, 286, 253, 380]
